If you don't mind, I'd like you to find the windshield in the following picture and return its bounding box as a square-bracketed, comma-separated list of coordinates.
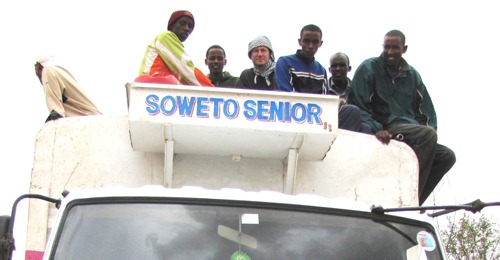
[49, 198, 442, 260]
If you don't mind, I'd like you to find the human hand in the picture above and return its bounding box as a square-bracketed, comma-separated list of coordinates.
[338, 98, 346, 108]
[375, 130, 392, 145]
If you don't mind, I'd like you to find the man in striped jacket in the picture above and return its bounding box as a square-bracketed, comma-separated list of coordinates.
[138, 10, 213, 87]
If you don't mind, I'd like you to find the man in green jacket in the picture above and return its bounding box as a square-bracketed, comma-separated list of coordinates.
[205, 45, 239, 87]
[349, 29, 456, 205]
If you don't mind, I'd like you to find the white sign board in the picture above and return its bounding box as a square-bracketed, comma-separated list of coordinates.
[126, 83, 339, 161]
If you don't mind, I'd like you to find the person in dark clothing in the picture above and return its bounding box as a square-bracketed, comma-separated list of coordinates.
[328, 52, 371, 133]
[349, 29, 456, 205]
[329, 52, 352, 100]
[274, 24, 371, 134]
[205, 45, 239, 87]
[236, 36, 276, 90]
[274, 25, 328, 94]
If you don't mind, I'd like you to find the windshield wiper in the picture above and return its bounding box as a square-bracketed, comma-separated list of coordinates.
[370, 199, 500, 217]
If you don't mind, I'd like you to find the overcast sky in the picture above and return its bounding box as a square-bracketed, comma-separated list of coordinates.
[1, 0, 499, 259]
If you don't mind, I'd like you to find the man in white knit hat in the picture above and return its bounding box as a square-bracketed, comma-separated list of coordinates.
[236, 35, 276, 90]
[34, 55, 101, 123]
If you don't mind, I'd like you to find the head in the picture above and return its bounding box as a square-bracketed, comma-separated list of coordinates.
[298, 24, 323, 59]
[329, 52, 351, 81]
[383, 29, 407, 69]
[248, 36, 274, 67]
[205, 45, 226, 75]
[167, 10, 195, 42]
[34, 54, 55, 84]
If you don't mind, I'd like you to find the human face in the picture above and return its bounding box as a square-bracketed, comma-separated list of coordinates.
[383, 36, 407, 69]
[170, 16, 194, 42]
[329, 55, 351, 81]
[251, 46, 270, 66]
[298, 30, 323, 59]
[205, 48, 226, 74]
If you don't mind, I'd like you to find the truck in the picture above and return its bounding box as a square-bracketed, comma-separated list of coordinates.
[1, 82, 455, 259]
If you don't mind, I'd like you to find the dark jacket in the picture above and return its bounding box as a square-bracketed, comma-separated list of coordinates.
[349, 54, 437, 132]
[236, 69, 276, 91]
[274, 50, 328, 94]
[329, 77, 351, 100]
[206, 71, 239, 88]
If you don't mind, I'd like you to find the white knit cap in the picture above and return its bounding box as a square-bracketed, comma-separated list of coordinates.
[248, 36, 274, 61]
[35, 54, 56, 67]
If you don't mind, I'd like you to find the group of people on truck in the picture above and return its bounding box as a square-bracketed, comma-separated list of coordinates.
[33, 9, 455, 205]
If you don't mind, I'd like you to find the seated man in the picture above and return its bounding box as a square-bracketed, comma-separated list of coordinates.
[349, 29, 456, 205]
[274, 24, 370, 134]
[205, 45, 239, 87]
[138, 10, 212, 86]
[328, 52, 371, 133]
[237, 36, 276, 90]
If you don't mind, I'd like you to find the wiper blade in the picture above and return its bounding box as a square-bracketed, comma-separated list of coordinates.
[372, 219, 416, 244]
[370, 199, 500, 218]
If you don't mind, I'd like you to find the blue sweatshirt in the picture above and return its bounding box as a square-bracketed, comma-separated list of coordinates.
[274, 50, 329, 94]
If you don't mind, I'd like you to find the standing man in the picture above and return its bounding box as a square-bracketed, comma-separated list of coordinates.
[236, 36, 276, 90]
[205, 45, 239, 87]
[35, 55, 101, 123]
[138, 10, 213, 86]
[274, 24, 370, 133]
[349, 29, 456, 205]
